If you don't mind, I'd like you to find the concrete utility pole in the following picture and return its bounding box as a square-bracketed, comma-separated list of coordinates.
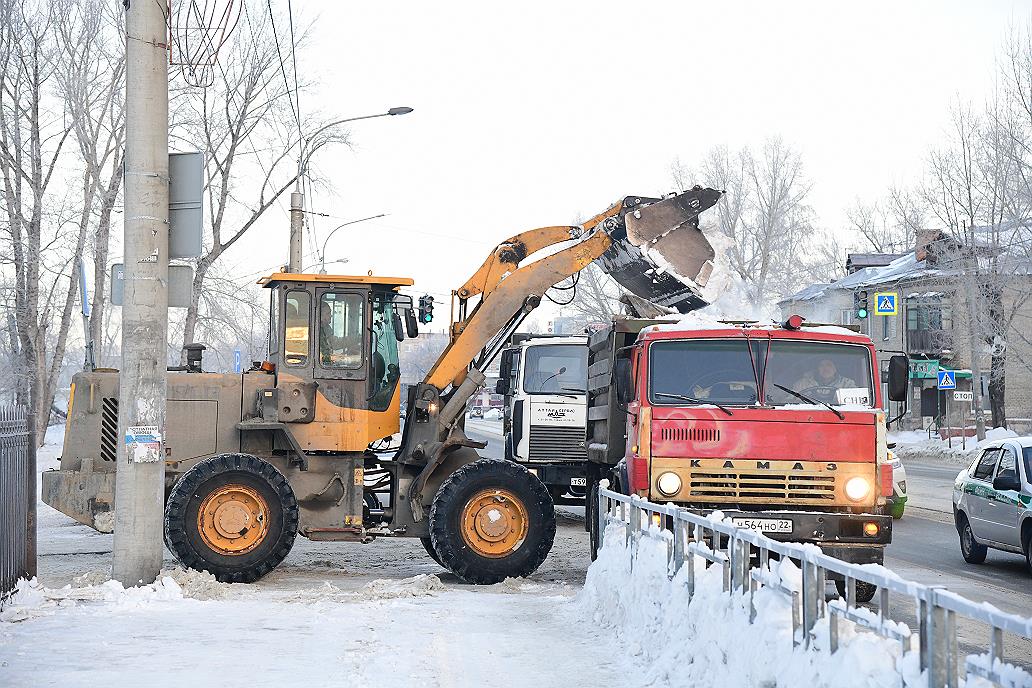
[962, 222, 988, 442]
[112, 0, 170, 585]
[288, 189, 304, 272]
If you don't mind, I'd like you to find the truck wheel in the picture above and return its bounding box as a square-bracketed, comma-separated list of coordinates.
[835, 579, 878, 604]
[421, 537, 444, 566]
[430, 459, 555, 584]
[958, 514, 988, 564]
[164, 454, 299, 583]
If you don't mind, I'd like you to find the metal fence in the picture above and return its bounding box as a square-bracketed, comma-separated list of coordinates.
[1, 407, 35, 604]
[598, 485, 1032, 688]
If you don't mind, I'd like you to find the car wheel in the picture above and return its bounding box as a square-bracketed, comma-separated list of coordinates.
[1023, 530, 1032, 576]
[958, 515, 988, 564]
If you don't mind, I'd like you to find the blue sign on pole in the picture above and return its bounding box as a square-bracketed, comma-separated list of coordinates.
[937, 369, 956, 390]
[233, 349, 242, 374]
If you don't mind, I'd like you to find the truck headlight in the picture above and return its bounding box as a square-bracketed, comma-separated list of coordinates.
[656, 471, 682, 497]
[845, 476, 872, 502]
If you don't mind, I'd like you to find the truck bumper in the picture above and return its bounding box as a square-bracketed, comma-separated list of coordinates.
[41, 465, 116, 533]
[686, 508, 891, 566]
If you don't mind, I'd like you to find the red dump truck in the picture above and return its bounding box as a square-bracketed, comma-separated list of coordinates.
[586, 315, 909, 601]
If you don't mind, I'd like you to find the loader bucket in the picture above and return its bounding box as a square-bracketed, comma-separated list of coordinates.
[597, 186, 723, 313]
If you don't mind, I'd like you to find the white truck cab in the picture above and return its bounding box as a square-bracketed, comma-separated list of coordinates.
[497, 335, 589, 502]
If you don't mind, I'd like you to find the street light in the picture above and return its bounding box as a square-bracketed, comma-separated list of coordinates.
[318, 213, 387, 273]
[288, 106, 414, 273]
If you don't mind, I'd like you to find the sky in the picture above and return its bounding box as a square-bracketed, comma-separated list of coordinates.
[217, 0, 1032, 317]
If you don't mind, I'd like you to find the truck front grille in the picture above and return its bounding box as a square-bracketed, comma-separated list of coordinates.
[659, 426, 720, 442]
[100, 397, 118, 462]
[689, 469, 836, 502]
[528, 425, 586, 462]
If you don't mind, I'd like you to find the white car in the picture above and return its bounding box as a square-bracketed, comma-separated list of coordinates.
[887, 450, 907, 519]
[952, 437, 1032, 572]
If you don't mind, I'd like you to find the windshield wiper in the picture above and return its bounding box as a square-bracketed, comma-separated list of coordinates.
[771, 383, 845, 420]
[655, 392, 733, 417]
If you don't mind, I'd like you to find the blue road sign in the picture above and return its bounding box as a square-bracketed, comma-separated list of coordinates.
[874, 292, 898, 316]
[233, 349, 242, 373]
[937, 369, 956, 390]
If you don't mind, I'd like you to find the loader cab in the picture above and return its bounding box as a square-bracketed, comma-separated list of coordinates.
[258, 272, 415, 452]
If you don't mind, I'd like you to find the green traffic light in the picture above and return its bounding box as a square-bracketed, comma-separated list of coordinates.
[857, 308, 868, 319]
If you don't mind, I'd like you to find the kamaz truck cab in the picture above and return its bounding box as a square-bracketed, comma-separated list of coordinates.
[497, 334, 589, 503]
[586, 315, 910, 601]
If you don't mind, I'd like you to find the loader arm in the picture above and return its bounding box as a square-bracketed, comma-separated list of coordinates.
[425, 201, 623, 391]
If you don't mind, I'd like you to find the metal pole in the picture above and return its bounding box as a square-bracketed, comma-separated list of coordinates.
[289, 190, 304, 272]
[25, 411, 36, 578]
[112, 0, 169, 586]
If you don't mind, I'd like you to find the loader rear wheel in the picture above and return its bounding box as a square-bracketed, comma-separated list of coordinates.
[164, 454, 298, 583]
[430, 458, 555, 584]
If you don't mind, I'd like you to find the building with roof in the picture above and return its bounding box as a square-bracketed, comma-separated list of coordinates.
[779, 230, 1032, 432]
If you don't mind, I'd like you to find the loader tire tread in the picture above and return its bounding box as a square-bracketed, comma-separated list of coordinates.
[430, 458, 555, 585]
[164, 453, 298, 583]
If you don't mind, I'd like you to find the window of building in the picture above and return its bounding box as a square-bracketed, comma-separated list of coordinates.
[907, 299, 952, 331]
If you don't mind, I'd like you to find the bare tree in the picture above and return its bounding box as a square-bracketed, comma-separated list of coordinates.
[172, 3, 348, 354]
[846, 198, 912, 254]
[0, 0, 76, 438]
[562, 263, 621, 323]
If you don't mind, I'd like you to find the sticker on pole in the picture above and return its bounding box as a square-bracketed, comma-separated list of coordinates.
[125, 426, 162, 463]
[873, 292, 898, 316]
[937, 370, 957, 390]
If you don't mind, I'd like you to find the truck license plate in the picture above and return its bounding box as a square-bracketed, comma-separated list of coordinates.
[731, 518, 793, 534]
[570, 477, 587, 487]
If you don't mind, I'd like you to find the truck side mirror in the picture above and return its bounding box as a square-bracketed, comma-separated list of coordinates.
[495, 378, 510, 395]
[614, 357, 633, 405]
[499, 349, 514, 379]
[405, 309, 419, 338]
[887, 355, 908, 402]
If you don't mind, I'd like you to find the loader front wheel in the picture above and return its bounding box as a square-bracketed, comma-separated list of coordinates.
[164, 454, 298, 583]
[430, 459, 555, 584]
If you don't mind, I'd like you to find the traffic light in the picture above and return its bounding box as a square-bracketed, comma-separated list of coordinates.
[418, 295, 434, 324]
[854, 290, 869, 319]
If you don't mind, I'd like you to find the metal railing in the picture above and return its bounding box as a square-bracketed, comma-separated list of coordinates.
[597, 485, 1032, 688]
[1, 407, 35, 604]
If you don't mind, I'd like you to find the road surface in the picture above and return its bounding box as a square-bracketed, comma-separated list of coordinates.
[466, 418, 1032, 663]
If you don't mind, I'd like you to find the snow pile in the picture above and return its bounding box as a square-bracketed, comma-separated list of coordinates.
[890, 427, 1018, 465]
[482, 407, 502, 420]
[359, 573, 445, 599]
[579, 524, 920, 688]
[1, 575, 187, 623]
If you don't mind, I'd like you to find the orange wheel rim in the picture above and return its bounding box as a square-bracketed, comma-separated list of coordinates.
[197, 484, 269, 556]
[460, 488, 528, 559]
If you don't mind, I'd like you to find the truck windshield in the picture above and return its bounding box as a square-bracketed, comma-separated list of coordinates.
[649, 340, 758, 406]
[523, 344, 587, 395]
[763, 341, 874, 407]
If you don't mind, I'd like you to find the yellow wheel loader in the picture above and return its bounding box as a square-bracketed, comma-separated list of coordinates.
[44, 188, 722, 584]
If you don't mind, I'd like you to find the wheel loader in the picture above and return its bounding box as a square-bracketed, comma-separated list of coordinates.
[44, 187, 722, 584]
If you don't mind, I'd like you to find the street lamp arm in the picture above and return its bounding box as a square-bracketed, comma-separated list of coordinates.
[307, 107, 414, 144]
[320, 214, 388, 263]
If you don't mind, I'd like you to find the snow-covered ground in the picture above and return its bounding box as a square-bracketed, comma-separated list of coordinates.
[1, 426, 639, 688]
[890, 426, 1019, 465]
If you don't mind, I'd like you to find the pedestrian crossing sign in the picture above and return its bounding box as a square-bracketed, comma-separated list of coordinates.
[937, 370, 957, 390]
[873, 292, 898, 316]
